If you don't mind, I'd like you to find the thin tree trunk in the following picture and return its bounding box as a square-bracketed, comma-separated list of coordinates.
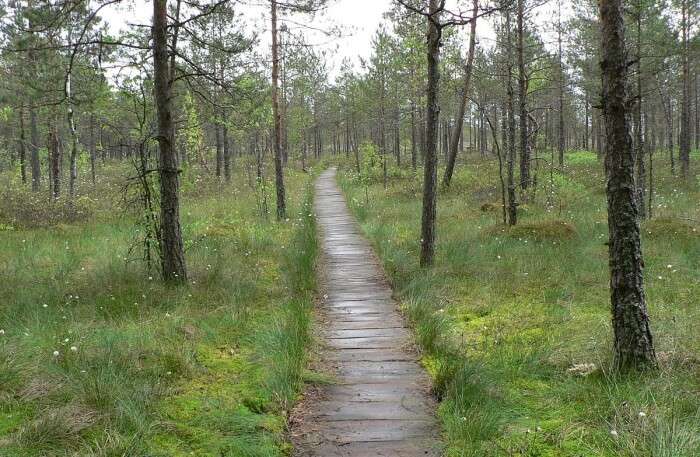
[67, 71, 78, 201]
[215, 124, 223, 178]
[442, 0, 478, 187]
[29, 105, 40, 191]
[599, 0, 656, 370]
[505, 8, 518, 226]
[89, 114, 96, 185]
[18, 108, 26, 184]
[223, 123, 231, 183]
[517, 0, 530, 190]
[420, 0, 441, 267]
[679, 0, 690, 179]
[49, 119, 61, 201]
[656, 81, 675, 174]
[635, 8, 646, 219]
[557, 0, 565, 167]
[411, 100, 417, 170]
[270, 0, 286, 219]
[154, 0, 187, 283]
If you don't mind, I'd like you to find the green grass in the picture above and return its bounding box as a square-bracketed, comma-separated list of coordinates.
[0, 164, 318, 456]
[337, 149, 700, 456]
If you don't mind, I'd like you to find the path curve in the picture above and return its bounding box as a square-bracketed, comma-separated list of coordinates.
[295, 168, 440, 456]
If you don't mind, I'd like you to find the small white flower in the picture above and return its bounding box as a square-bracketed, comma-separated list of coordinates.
[666, 264, 673, 269]
[638, 411, 646, 418]
[70, 346, 78, 352]
[610, 430, 619, 437]
[658, 276, 663, 280]
[0, 329, 4, 335]
[43, 304, 48, 308]
[53, 350, 60, 357]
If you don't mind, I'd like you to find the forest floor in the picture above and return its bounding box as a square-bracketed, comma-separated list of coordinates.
[337, 149, 700, 456]
[0, 165, 318, 456]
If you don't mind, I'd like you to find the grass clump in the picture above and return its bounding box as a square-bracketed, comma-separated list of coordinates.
[338, 152, 700, 456]
[0, 167, 318, 456]
[483, 220, 578, 242]
[643, 217, 699, 240]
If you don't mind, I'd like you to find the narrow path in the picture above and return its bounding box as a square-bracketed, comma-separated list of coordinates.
[295, 168, 440, 456]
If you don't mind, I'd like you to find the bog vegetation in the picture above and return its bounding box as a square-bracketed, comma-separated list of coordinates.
[0, 0, 698, 456]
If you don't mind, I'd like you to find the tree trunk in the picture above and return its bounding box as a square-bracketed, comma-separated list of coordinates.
[658, 81, 675, 174]
[420, 0, 441, 267]
[49, 120, 61, 201]
[411, 100, 417, 170]
[679, 0, 690, 179]
[634, 10, 645, 219]
[89, 114, 96, 185]
[270, 0, 286, 219]
[29, 105, 40, 191]
[67, 72, 78, 201]
[599, 0, 656, 370]
[695, 71, 699, 150]
[18, 108, 26, 184]
[584, 92, 590, 149]
[215, 124, 223, 178]
[223, 124, 231, 183]
[442, 0, 478, 187]
[153, 0, 187, 283]
[505, 7, 518, 226]
[557, 0, 565, 167]
[517, 0, 530, 190]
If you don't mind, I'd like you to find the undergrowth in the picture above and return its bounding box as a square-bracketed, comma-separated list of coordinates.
[0, 166, 318, 456]
[338, 150, 700, 457]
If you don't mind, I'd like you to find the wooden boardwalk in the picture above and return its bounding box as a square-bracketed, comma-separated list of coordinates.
[294, 168, 440, 456]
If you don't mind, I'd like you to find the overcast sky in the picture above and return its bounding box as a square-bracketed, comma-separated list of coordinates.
[104, 0, 574, 79]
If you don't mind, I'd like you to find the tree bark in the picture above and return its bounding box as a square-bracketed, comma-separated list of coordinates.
[29, 105, 40, 191]
[215, 124, 223, 178]
[271, 0, 286, 219]
[599, 0, 656, 370]
[442, 0, 478, 187]
[18, 108, 26, 184]
[67, 72, 78, 201]
[89, 114, 96, 185]
[223, 123, 231, 182]
[504, 7, 518, 226]
[411, 100, 417, 170]
[154, 0, 188, 283]
[49, 119, 61, 201]
[634, 8, 645, 220]
[679, 0, 690, 179]
[517, 0, 530, 190]
[557, 0, 565, 167]
[420, 0, 441, 267]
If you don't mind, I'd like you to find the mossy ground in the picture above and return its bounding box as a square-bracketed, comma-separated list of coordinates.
[337, 149, 700, 456]
[0, 164, 318, 456]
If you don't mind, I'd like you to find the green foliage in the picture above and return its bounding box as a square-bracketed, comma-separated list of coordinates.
[359, 141, 382, 182]
[339, 153, 700, 457]
[0, 168, 317, 456]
